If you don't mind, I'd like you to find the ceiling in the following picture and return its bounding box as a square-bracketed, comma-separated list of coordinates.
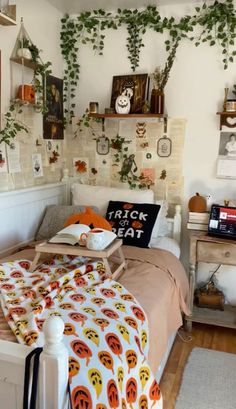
[47, 0, 194, 14]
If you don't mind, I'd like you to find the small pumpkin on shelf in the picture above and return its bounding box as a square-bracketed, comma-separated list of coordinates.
[188, 193, 207, 213]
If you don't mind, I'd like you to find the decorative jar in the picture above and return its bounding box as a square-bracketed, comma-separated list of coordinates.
[150, 89, 164, 114]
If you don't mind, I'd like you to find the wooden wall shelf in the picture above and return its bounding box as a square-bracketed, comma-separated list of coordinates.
[89, 112, 168, 133]
[0, 6, 16, 26]
[89, 113, 167, 119]
[217, 111, 236, 130]
[10, 57, 39, 70]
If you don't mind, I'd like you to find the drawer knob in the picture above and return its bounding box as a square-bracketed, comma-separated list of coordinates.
[225, 251, 231, 258]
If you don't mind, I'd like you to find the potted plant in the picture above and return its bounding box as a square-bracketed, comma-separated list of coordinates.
[17, 38, 32, 60]
[150, 40, 179, 114]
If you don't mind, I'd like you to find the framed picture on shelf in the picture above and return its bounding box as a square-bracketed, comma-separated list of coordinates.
[43, 75, 64, 140]
[110, 73, 148, 114]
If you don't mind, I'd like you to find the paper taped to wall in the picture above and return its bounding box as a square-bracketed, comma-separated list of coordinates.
[216, 157, 236, 179]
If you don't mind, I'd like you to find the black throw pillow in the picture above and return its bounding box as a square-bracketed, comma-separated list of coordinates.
[106, 200, 161, 248]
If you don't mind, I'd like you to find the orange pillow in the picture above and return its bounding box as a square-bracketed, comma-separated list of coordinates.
[64, 207, 112, 231]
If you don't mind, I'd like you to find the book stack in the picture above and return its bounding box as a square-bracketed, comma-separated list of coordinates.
[187, 212, 210, 231]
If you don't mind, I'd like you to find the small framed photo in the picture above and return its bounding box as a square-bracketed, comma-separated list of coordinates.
[157, 136, 172, 157]
[32, 153, 43, 178]
[43, 75, 64, 140]
[110, 73, 148, 114]
[218, 132, 236, 157]
[96, 136, 110, 155]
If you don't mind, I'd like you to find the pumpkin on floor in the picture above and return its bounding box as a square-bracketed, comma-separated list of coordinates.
[64, 207, 112, 231]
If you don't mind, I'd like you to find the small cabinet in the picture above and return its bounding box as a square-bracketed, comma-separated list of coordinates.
[185, 233, 236, 331]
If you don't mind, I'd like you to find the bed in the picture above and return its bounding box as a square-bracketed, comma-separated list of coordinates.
[0, 182, 189, 409]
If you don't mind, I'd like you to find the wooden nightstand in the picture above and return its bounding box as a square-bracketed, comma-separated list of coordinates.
[185, 233, 236, 331]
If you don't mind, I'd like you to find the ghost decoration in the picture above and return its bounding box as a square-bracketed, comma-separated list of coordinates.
[115, 94, 131, 114]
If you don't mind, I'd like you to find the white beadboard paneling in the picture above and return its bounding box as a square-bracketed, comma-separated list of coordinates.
[0, 182, 67, 256]
[0, 340, 31, 409]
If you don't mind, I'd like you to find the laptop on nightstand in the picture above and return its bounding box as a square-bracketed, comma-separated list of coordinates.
[208, 204, 236, 240]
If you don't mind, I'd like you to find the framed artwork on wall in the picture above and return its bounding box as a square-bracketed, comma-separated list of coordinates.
[157, 136, 172, 157]
[43, 75, 64, 139]
[96, 136, 110, 155]
[110, 73, 148, 114]
[218, 131, 236, 157]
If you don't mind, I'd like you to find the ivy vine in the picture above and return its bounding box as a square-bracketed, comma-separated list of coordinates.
[60, 0, 236, 121]
[0, 102, 29, 146]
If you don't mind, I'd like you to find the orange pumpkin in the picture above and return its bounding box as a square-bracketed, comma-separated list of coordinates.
[64, 207, 112, 231]
[68, 356, 80, 378]
[71, 339, 92, 366]
[70, 293, 86, 303]
[98, 351, 114, 374]
[132, 220, 143, 229]
[126, 350, 138, 373]
[107, 380, 119, 409]
[188, 193, 207, 212]
[93, 318, 110, 331]
[149, 379, 161, 402]
[124, 317, 138, 332]
[139, 395, 148, 409]
[101, 308, 119, 320]
[105, 333, 123, 360]
[126, 378, 137, 406]
[69, 312, 87, 326]
[131, 305, 145, 324]
[72, 386, 92, 409]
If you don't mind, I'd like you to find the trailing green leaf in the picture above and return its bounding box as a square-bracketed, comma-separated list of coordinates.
[60, 1, 236, 121]
[0, 102, 29, 145]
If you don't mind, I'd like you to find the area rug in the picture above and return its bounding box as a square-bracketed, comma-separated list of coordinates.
[175, 347, 236, 409]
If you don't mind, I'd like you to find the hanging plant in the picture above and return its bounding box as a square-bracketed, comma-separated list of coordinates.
[190, 0, 236, 70]
[60, 1, 236, 120]
[60, 14, 79, 122]
[74, 109, 102, 138]
[0, 102, 29, 146]
[33, 61, 52, 114]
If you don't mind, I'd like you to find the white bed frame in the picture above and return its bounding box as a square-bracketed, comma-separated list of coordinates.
[0, 182, 182, 409]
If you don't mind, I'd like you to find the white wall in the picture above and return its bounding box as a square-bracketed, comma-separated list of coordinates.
[1, 0, 63, 113]
[75, 1, 236, 302]
[0, 0, 64, 190]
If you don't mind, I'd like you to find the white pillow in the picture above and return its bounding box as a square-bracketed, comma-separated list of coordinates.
[149, 236, 180, 258]
[72, 184, 155, 216]
[151, 200, 169, 238]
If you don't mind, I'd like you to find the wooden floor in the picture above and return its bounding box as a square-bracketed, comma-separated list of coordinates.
[160, 323, 236, 409]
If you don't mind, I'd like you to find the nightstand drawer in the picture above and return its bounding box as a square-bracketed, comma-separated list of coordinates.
[197, 241, 236, 264]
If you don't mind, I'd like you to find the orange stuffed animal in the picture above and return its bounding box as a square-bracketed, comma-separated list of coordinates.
[64, 207, 112, 231]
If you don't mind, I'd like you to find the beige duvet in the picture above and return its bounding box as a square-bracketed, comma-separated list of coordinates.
[0, 245, 189, 374]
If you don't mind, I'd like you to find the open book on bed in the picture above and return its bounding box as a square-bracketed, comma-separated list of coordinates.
[49, 224, 90, 245]
[49, 224, 117, 248]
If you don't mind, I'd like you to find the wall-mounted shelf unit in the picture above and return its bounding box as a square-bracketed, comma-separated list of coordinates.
[217, 111, 236, 130]
[0, 6, 16, 26]
[89, 112, 168, 133]
[89, 113, 167, 119]
[10, 56, 39, 70]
